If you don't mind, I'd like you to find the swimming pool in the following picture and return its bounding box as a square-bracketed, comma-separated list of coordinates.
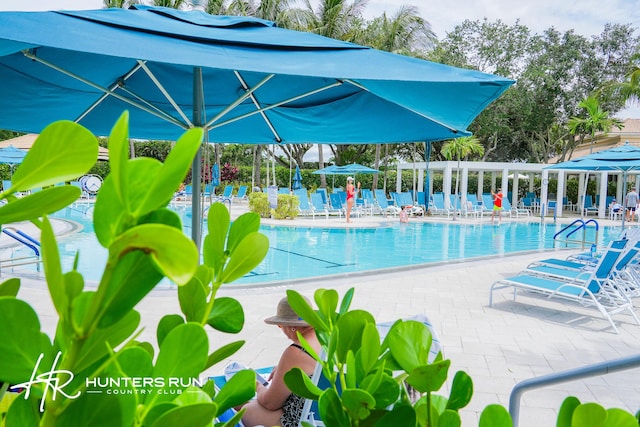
[11, 205, 621, 286]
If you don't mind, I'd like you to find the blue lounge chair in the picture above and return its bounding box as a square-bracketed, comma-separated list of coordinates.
[233, 185, 248, 201]
[329, 193, 348, 216]
[503, 198, 529, 217]
[221, 185, 233, 198]
[373, 189, 400, 216]
[392, 192, 423, 216]
[490, 239, 640, 333]
[429, 192, 452, 217]
[310, 192, 338, 217]
[294, 188, 318, 218]
[580, 195, 598, 216]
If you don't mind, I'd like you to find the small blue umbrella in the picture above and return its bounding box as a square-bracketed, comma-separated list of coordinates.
[292, 165, 303, 190]
[0, 145, 27, 176]
[211, 163, 220, 187]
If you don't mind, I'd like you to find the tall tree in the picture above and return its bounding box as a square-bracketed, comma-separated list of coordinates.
[441, 136, 484, 220]
[152, 0, 187, 8]
[103, 0, 139, 7]
[568, 95, 623, 155]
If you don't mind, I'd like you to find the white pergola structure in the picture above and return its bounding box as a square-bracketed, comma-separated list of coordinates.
[396, 160, 640, 218]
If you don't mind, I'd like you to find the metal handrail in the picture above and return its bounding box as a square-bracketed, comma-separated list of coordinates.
[2, 228, 40, 257]
[553, 219, 598, 250]
[509, 354, 640, 427]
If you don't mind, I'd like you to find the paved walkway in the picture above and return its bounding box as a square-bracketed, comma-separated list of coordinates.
[9, 203, 640, 427]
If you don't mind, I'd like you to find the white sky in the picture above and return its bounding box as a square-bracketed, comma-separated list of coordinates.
[1, 0, 639, 118]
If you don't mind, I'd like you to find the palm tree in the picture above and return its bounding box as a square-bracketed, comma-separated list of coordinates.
[441, 135, 484, 220]
[152, 0, 187, 8]
[103, 0, 139, 7]
[568, 95, 622, 154]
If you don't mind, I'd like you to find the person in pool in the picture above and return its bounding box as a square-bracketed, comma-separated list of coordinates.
[240, 296, 321, 427]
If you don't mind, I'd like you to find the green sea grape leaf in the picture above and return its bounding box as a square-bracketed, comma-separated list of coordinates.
[136, 127, 202, 216]
[40, 216, 66, 317]
[157, 314, 185, 348]
[287, 290, 328, 332]
[446, 371, 473, 411]
[318, 388, 350, 427]
[178, 276, 207, 322]
[203, 203, 231, 275]
[219, 232, 269, 284]
[213, 369, 256, 414]
[437, 409, 462, 427]
[138, 207, 182, 230]
[152, 323, 208, 403]
[0, 277, 20, 297]
[227, 212, 261, 254]
[406, 361, 450, 394]
[557, 396, 581, 427]
[59, 384, 136, 427]
[115, 346, 154, 380]
[93, 173, 126, 248]
[74, 309, 140, 374]
[572, 403, 607, 427]
[315, 288, 339, 324]
[358, 323, 380, 375]
[602, 408, 639, 427]
[205, 340, 245, 370]
[342, 388, 375, 421]
[98, 250, 164, 329]
[11, 120, 97, 191]
[107, 112, 130, 210]
[0, 186, 80, 224]
[283, 367, 323, 400]
[109, 224, 198, 285]
[206, 297, 244, 333]
[335, 310, 376, 363]
[387, 320, 433, 372]
[4, 392, 40, 427]
[478, 404, 512, 427]
[374, 403, 417, 427]
[0, 297, 53, 384]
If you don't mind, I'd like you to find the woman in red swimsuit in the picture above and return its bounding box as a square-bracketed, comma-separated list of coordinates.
[345, 176, 360, 223]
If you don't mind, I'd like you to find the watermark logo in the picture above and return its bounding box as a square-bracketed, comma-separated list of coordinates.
[10, 351, 79, 413]
[10, 351, 208, 412]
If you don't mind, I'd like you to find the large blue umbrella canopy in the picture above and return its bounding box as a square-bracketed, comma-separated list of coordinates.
[292, 165, 302, 190]
[545, 142, 640, 228]
[0, 6, 512, 243]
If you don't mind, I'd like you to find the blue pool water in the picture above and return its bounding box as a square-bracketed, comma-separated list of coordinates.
[13, 205, 621, 286]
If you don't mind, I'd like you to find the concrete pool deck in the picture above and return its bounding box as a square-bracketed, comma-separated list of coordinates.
[8, 201, 640, 426]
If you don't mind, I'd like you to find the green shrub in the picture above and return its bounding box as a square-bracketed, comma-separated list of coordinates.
[0, 114, 267, 426]
[248, 192, 299, 219]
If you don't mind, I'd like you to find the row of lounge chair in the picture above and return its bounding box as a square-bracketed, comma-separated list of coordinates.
[294, 188, 425, 219]
[490, 231, 640, 333]
[173, 184, 248, 203]
[429, 192, 531, 219]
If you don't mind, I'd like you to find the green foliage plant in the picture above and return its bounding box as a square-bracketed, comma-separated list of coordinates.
[284, 288, 640, 427]
[0, 112, 268, 427]
[248, 193, 299, 219]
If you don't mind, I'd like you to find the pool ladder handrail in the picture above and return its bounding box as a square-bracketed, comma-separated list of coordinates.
[509, 353, 640, 427]
[1, 227, 41, 271]
[553, 219, 599, 250]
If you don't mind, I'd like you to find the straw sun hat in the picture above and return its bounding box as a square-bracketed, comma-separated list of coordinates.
[347, 176, 354, 181]
[264, 297, 310, 327]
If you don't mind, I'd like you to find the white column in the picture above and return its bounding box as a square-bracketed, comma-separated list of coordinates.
[529, 173, 535, 193]
[501, 169, 509, 202]
[556, 170, 565, 217]
[616, 173, 623, 202]
[477, 170, 484, 198]
[461, 166, 469, 203]
[396, 165, 402, 193]
[418, 165, 424, 192]
[512, 173, 519, 207]
[428, 169, 434, 196]
[491, 171, 497, 193]
[540, 170, 549, 217]
[598, 172, 608, 218]
[443, 162, 453, 209]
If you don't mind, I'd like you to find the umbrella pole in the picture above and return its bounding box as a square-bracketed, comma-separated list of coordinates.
[191, 67, 204, 248]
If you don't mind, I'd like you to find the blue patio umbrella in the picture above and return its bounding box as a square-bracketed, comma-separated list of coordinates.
[313, 163, 379, 175]
[0, 145, 28, 176]
[292, 165, 303, 190]
[211, 163, 220, 188]
[545, 142, 640, 228]
[0, 6, 512, 244]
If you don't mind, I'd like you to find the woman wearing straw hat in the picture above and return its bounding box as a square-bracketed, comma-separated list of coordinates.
[241, 296, 320, 427]
[345, 176, 360, 223]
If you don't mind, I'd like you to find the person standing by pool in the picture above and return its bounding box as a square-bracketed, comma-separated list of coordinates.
[491, 188, 503, 224]
[346, 176, 360, 223]
[625, 186, 639, 222]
